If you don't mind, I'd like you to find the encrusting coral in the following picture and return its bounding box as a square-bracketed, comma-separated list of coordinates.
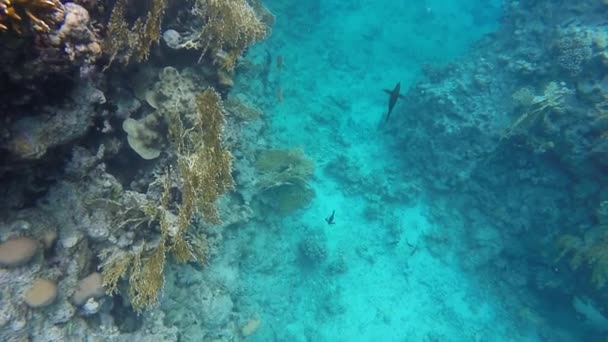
[122, 115, 164, 160]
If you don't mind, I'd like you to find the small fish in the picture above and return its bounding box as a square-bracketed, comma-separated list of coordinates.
[325, 210, 336, 225]
[277, 55, 283, 71]
[277, 85, 283, 103]
[382, 82, 406, 123]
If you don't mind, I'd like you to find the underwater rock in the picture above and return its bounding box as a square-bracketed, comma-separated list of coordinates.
[162, 29, 182, 49]
[217, 69, 234, 88]
[9, 219, 32, 232]
[0, 1, 101, 111]
[60, 234, 80, 249]
[202, 292, 234, 328]
[49, 3, 101, 64]
[24, 278, 58, 308]
[80, 298, 101, 316]
[0, 237, 39, 267]
[49, 300, 77, 324]
[241, 316, 261, 337]
[577, 76, 608, 104]
[326, 254, 348, 275]
[2, 80, 105, 164]
[41, 229, 58, 250]
[298, 234, 327, 265]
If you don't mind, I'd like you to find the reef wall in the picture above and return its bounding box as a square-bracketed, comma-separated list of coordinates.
[389, 0, 608, 337]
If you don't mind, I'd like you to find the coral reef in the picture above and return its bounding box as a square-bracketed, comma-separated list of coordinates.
[100, 87, 234, 312]
[0, 2, 101, 110]
[173, 0, 269, 69]
[170, 89, 235, 224]
[1, 80, 105, 165]
[383, 0, 608, 337]
[0, 0, 272, 335]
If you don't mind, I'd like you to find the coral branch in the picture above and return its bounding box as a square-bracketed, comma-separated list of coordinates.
[103, 0, 167, 65]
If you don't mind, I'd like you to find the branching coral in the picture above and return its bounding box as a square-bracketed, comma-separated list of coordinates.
[0, 0, 63, 33]
[254, 148, 315, 214]
[168, 89, 235, 224]
[128, 239, 166, 311]
[505, 82, 568, 137]
[99, 191, 175, 312]
[102, 88, 233, 311]
[557, 201, 608, 289]
[179, 0, 268, 69]
[103, 0, 167, 65]
[503, 81, 572, 152]
[101, 252, 133, 295]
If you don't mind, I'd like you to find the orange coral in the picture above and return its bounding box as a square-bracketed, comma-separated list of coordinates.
[0, 0, 63, 33]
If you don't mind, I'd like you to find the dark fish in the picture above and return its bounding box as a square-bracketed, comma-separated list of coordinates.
[325, 210, 336, 225]
[262, 49, 272, 90]
[277, 55, 283, 71]
[383, 82, 406, 123]
[277, 85, 283, 103]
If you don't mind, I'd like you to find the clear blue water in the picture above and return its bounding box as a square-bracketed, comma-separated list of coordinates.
[225, 1, 544, 340]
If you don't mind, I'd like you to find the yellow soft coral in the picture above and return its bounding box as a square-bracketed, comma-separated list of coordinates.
[0, 0, 63, 33]
[103, 0, 167, 65]
[556, 225, 608, 289]
[128, 240, 166, 312]
[169, 89, 235, 225]
[181, 0, 268, 69]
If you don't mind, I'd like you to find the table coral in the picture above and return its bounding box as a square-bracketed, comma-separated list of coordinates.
[254, 148, 315, 214]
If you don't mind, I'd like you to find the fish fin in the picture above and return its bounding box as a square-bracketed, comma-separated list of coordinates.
[399, 94, 406, 99]
[385, 108, 393, 123]
[383, 89, 392, 95]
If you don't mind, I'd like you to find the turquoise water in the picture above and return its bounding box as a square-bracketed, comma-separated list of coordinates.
[228, 1, 528, 340]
